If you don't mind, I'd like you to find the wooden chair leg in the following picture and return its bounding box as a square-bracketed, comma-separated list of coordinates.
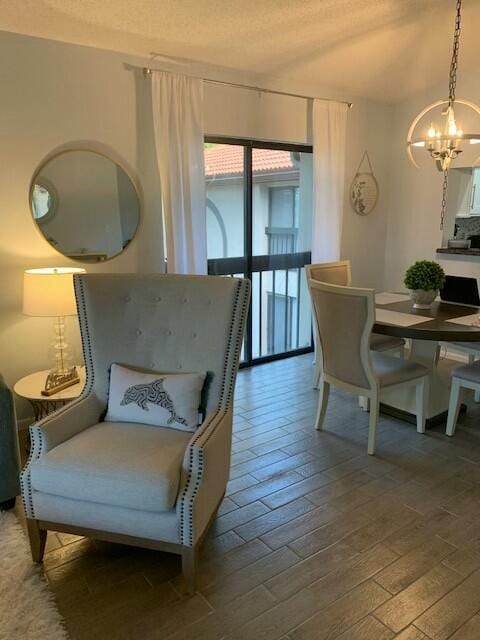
[416, 376, 429, 434]
[315, 379, 330, 430]
[446, 378, 463, 437]
[26, 519, 47, 563]
[312, 327, 322, 390]
[313, 358, 321, 390]
[367, 395, 379, 456]
[182, 546, 198, 595]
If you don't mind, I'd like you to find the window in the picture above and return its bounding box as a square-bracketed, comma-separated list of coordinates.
[31, 180, 56, 222]
[267, 292, 294, 354]
[267, 186, 299, 254]
[204, 138, 313, 365]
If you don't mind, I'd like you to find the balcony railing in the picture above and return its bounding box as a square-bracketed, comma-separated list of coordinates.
[265, 226, 298, 255]
[208, 251, 313, 365]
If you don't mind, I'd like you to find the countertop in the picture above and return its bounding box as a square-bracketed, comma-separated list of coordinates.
[436, 247, 480, 256]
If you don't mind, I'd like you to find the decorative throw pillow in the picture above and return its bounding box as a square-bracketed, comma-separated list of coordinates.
[105, 364, 207, 432]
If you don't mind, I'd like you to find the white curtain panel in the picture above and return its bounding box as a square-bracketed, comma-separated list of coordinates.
[152, 72, 207, 274]
[312, 100, 349, 263]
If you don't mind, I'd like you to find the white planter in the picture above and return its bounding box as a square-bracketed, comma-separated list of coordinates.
[410, 289, 437, 309]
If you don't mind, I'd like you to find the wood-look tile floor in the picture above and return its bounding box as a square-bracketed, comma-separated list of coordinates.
[23, 354, 480, 639]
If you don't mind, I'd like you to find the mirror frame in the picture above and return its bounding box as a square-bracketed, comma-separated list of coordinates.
[29, 146, 142, 263]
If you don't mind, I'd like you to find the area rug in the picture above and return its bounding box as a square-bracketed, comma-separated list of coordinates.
[0, 511, 68, 640]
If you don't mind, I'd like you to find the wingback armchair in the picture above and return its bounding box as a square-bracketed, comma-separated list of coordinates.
[21, 274, 250, 591]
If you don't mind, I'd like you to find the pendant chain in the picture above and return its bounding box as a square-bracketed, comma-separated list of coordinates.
[440, 170, 449, 230]
[448, 0, 462, 109]
[441, 0, 462, 230]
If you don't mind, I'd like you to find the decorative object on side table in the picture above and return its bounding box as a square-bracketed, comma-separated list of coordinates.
[404, 260, 446, 309]
[14, 367, 86, 421]
[23, 267, 85, 395]
[350, 151, 378, 216]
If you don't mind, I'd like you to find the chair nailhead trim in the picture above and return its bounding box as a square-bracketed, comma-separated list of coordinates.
[178, 278, 250, 546]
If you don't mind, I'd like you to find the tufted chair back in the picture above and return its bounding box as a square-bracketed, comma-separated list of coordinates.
[74, 274, 250, 415]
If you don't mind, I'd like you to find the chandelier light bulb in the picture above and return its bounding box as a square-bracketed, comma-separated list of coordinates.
[447, 109, 458, 136]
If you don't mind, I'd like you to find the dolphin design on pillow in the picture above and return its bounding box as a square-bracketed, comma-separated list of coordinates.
[121, 377, 188, 426]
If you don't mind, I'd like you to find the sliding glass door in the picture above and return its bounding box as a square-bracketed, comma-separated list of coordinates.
[205, 138, 313, 366]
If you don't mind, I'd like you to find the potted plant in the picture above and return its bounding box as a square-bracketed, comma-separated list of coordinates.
[404, 260, 446, 309]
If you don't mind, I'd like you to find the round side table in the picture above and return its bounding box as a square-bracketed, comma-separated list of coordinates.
[14, 367, 86, 421]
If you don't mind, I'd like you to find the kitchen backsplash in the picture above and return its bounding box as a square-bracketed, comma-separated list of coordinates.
[455, 217, 480, 238]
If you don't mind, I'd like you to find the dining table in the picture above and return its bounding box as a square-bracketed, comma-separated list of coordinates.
[373, 292, 480, 425]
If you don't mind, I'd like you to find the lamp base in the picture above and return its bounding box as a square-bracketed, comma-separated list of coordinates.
[41, 366, 80, 397]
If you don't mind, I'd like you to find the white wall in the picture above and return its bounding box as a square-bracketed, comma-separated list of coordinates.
[384, 69, 480, 291]
[0, 30, 393, 418]
[0, 31, 163, 419]
[341, 100, 392, 290]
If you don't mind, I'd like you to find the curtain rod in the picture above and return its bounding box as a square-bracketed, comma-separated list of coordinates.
[141, 66, 353, 108]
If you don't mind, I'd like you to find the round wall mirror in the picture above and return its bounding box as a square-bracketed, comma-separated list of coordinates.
[30, 149, 140, 262]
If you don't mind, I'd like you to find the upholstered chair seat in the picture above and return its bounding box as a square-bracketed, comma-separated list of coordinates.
[369, 333, 405, 352]
[446, 361, 480, 436]
[448, 342, 480, 351]
[444, 341, 480, 402]
[370, 352, 429, 387]
[21, 274, 250, 592]
[30, 422, 192, 513]
[452, 361, 480, 383]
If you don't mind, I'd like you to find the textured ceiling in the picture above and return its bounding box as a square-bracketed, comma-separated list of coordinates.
[1, 0, 480, 102]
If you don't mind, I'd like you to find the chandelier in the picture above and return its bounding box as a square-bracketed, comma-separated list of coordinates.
[406, 0, 480, 228]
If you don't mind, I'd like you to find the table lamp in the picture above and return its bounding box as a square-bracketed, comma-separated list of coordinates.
[23, 267, 85, 396]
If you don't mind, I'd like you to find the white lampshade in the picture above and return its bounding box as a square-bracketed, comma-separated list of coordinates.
[23, 267, 86, 317]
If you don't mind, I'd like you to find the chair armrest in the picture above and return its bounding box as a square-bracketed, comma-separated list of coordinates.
[21, 393, 105, 518]
[177, 408, 233, 546]
[29, 393, 105, 456]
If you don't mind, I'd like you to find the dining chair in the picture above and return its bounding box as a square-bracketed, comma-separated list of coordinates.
[305, 260, 405, 389]
[444, 342, 480, 402]
[446, 360, 480, 436]
[308, 280, 430, 455]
